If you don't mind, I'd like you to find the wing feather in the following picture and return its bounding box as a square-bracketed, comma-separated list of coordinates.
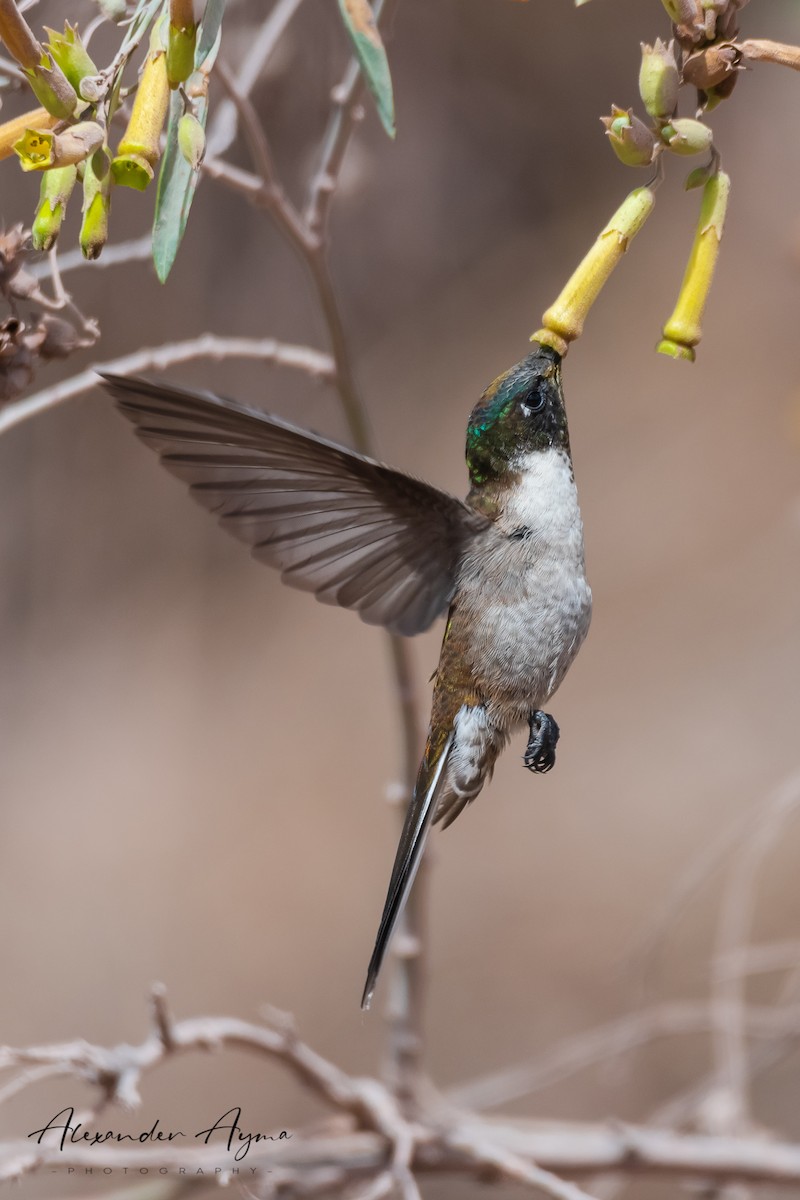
[102, 374, 489, 637]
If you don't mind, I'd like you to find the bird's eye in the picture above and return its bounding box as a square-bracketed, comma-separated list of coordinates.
[520, 388, 546, 418]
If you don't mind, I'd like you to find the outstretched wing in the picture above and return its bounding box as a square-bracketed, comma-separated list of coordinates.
[102, 374, 489, 637]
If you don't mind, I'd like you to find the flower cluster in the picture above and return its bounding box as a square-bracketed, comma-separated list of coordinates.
[0, 1, 211, 264]
[535, 0, 800, 363]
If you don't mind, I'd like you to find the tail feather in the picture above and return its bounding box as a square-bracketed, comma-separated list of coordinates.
[360, 732, 454, 1010]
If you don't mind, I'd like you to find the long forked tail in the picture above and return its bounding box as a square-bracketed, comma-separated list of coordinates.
[361, 732, 454, 1010]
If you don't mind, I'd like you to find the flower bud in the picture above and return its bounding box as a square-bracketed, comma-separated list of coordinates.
[639, 39, 679, 119]
[177, 111, 205, 169]
[533, 186, 656, 355]
[24, 53, 79, 120]
[112, 50, 170, 190]
[600, 105, 658, 168]
[701, 73, 739, 111]
[659, 0, 702, 21]
[684, 163, 712, 191]
[31, 163, 78, 250]
[659, 0, 704, 40]
[80, 150, 111, 260]
[660, 117, 713, 156]
[166, 22, 197, 87]
[44, 22, 97, 91]
[658, 170, 730, 361]
[682, 43, 739, 91]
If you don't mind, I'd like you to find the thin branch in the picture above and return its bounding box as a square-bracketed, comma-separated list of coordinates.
[11, 1108, 800, 1191]
[29, 234, 153, 281]
[202, 155, 267, 204]
[205, 0, 307, 160]
[448, 1129, 600, 1200]
[304, 0, 401, 241]
[208, 0, 428, 1103]
[630, 769, 800, 996]
[447, 1001, 800, 1113]
[213, 59, 311, 259]
[10, 1001, 800, 1193]
[0, 334, 334, 435]
[710, 773, 800, 1131]
[304, 57, 362, 242]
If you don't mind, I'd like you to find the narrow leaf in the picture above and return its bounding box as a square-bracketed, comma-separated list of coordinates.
[337, 0, 395, 139]
[196, 0, 225, 66]
[152, 88, 207, 282]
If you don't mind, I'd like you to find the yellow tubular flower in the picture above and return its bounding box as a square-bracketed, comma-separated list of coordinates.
[533, 186, 656, 356]
[112, 50, 170, 189]
[658, 171, 731, 361]
[0, 106, 58, 160]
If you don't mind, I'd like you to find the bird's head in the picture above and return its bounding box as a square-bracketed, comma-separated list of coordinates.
[465, 346, 569, 488]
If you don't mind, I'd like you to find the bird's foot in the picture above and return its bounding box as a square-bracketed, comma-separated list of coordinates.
[523, 710, 560, 773]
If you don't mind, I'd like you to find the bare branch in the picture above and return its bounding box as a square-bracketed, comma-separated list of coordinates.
[29, 235, 153, 281]
[448, 1001, 800, 1112]
[213, 59, 311, 258]
[710, 773, 800, 1131]
[304, 0, 401, 241]
[0, 334, 335, 435]
[205, 0, 307, 160]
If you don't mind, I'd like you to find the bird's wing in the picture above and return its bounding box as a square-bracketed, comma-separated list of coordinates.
[361, 727, 454, 1010]
[102, 374, 489, 637]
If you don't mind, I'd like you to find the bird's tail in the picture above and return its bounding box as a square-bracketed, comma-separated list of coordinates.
[360, 730, 454, 1010]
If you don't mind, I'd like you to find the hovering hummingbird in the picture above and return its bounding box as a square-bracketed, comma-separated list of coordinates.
[102, 344, 591, 1009]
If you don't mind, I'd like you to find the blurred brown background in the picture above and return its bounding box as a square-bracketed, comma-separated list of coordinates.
[2, 0, 800, 1195]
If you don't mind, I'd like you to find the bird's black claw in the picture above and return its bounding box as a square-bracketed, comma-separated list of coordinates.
[523, 710, 560, 773]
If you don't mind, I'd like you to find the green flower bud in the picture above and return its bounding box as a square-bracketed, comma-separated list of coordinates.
[24, 52, 79, 120]
[112, 50, 170, 190]
[166, 22, 197, 87]
[658, 170, 730, 361]
[639, 39, 679, 120]
[600, 105, 658, 168]
[44, 22, 97, 91]
[684, 163, 712, 191]
[31, 163, 78, 250]
[700, 73, 738, 112]
[660, 117, 713, 156]
[177, 111, 205, 169]
[80, 149, 111, 260]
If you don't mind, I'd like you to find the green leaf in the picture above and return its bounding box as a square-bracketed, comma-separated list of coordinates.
[196, 0, 225, 66]
[337, 0, 395, 139]
[151, 88, 207, 282]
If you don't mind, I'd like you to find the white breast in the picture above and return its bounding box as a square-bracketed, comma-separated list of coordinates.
[502, 448, 584, 546]
[458, 448, 592, 724]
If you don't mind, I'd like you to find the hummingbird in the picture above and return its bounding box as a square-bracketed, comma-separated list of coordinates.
[101, 344, 592, 1009]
